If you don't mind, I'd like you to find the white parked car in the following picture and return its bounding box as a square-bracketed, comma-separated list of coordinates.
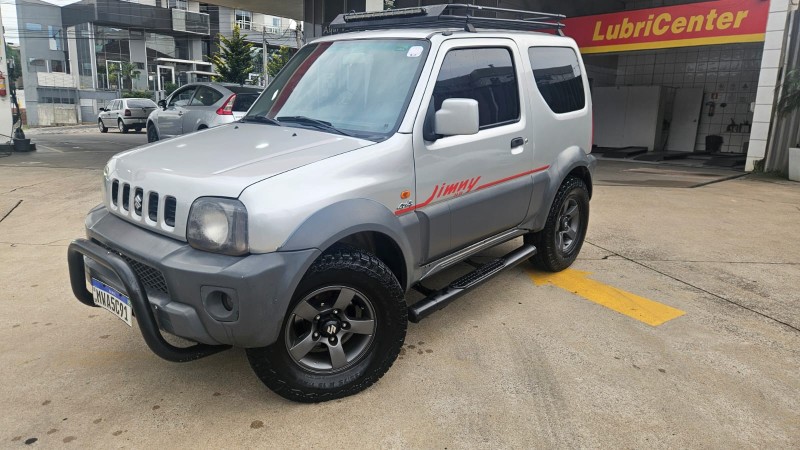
[98, 98, 158, 133]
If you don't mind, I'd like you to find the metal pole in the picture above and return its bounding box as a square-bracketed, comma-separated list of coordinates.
[262, 29, 267, 87]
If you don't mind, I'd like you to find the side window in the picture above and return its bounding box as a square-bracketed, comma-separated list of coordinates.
[528, 47, 586, 114]
[169, 87, 197, 107]
[433, 47, 520, 128]
[190, 87, 224, 106]
[111, 101, 120, 111]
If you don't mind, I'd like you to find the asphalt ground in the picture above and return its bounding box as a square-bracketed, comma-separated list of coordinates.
[1, 128, 798, 448]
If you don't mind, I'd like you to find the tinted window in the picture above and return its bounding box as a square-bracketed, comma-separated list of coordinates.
[126, 99, 157, 108]
[169, 87, 196, 107]
[433, 47, 520, 128]
[528, 47, 585, 114]
[232, 93, 258, 112]
[190, 86, 224, 106]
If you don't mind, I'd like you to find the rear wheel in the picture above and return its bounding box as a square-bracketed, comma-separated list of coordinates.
[246, 248, 407, 403]
[146, 123, 159, 143]
[117, 119, 129, 134]
[98, 119, 108, 133]
[525, 176, 590, 272]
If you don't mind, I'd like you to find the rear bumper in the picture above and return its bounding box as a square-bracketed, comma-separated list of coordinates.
[68, 206, 320, 353]
[121, 118, 147, 126]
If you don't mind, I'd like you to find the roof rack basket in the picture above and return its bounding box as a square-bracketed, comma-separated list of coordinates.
[328, 4, 565, 34]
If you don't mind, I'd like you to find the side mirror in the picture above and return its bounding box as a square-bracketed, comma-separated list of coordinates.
[434, 98, 480, 136]
[158, 99, 167, 110]
[98, 107, 106, 112]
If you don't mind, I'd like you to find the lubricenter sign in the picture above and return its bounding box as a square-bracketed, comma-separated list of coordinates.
[562, 0, 769, 54]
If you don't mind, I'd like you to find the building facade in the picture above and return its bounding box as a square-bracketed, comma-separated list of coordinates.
[16, 0, 297, 126]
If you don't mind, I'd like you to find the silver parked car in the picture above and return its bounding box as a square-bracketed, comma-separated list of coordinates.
[98, 98, 158, 133]
[146, 82, 262, 142]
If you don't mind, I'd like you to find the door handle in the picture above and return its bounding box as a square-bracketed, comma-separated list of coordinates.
[511, 137, 525, 148]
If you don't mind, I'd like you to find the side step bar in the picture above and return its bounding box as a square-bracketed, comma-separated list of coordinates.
[408, 244, 537, 323]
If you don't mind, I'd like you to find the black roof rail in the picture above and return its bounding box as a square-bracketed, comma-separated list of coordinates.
[328, 4, 565, 35]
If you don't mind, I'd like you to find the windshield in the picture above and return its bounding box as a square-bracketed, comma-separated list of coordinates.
[245, 39, 430, 140]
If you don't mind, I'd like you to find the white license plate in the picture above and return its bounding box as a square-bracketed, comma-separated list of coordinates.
[91, 279, 133, 327]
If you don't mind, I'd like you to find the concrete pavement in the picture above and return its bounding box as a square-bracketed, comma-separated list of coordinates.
[0, 138, 798, 448]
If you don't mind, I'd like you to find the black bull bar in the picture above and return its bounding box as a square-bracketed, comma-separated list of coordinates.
[67, 238, 230, 362]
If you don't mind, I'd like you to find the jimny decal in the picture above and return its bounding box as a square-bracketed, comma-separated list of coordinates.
[432, 177, 481, 199]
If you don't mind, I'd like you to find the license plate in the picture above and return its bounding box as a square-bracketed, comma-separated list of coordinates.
[91, 279, 133, 327]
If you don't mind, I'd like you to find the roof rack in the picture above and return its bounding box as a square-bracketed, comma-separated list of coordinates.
[328, 4, 565, 34]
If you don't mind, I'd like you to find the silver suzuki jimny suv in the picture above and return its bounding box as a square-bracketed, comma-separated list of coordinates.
[67, 4, 595, 403]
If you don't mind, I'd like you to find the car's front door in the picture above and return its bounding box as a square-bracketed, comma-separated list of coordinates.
[411, 39, 534, 261]
[158, 86, 197, 137]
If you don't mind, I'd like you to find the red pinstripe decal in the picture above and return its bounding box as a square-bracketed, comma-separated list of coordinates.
[475, 165, 550, 191]
[394, 185, 438, 215]
[394, 165, 550, 216]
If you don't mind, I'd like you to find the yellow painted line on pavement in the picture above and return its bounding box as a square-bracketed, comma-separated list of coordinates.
[529, 269, 685, 326]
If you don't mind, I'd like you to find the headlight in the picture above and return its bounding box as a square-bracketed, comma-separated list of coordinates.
[187, 197, 248, 256]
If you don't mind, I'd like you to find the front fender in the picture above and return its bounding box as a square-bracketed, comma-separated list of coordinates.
[280, 199, 420, 290]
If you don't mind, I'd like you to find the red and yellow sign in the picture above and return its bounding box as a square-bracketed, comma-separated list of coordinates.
[561, 0, 769, 54]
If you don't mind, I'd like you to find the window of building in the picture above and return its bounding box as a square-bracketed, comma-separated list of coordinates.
[95, 27, 131, 90]
[528, 47, 585, 114]
[25, 23, 42, 31]
[433, 47, 520, 128]
[171, 0, 188, 10]
[48, 26, 62, 51]
[235, 10, 253, 30]
[50, 60, 65, 73]
[272, 17, 281, 27]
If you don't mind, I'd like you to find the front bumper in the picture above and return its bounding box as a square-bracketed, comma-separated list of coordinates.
[67, 207, 320, 356]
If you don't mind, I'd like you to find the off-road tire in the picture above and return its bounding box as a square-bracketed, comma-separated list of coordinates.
[147, 123, 158, 143]
[246, 248, 407, 403]
[525, 176, 590, 272]
[98, 120, 108, 133]
[117, 119, 129, 134]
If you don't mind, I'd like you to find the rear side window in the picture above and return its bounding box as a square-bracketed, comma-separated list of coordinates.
[232, 93, 258, 112]
[433, 47, 520, 128]
[190, 87, 224, 106]
[528, 47, 585, 114]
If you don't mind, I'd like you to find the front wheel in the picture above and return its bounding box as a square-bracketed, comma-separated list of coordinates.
[98, 120, 108, 133]
[247, 248, 407, 403]
[525, 176, 590, 272]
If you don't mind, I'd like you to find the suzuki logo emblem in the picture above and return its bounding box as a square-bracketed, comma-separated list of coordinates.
[326, 324, 338, 335]
[134, 194, 142, 212]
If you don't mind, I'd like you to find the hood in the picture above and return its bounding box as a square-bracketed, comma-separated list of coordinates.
[108, 123, 375, 199]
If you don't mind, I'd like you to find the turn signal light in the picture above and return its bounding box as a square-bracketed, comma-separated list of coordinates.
[216, 94, 237, 116]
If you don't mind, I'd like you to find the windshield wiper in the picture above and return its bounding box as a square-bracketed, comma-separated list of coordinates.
[276, 116, 352, 137]
[240, 115, 281, 126]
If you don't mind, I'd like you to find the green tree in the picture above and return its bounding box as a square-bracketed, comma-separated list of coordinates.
[108, 62, 142, 90]
[210, 26, 254, 85]
[267, 46, 294, 78]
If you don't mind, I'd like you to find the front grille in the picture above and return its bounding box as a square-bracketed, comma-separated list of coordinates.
[109, 178, 178, 230]
[95, 241, 170, 297]
[148, 192, 159, 221]
[164, 196, 177, 227]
